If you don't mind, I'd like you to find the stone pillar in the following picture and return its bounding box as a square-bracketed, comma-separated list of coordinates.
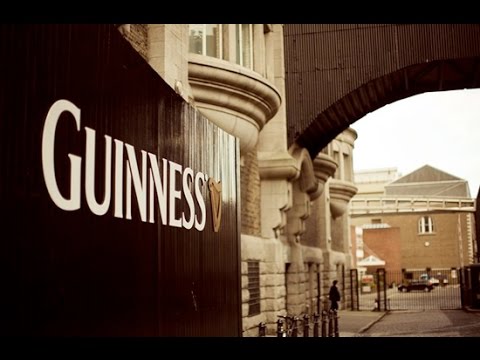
[307, 263, 316, 314]
[331, 214, 345, 253]
[222, 24, 237, 63]
[339, 146, 345, 180]
[317, 185, 332, 251]
[286, 243, 307, 315]
[264, 24, 275, 83]
[147, 24, 192, 102]
[262, 240, 288, 332]
[253, 24, 265, 77]
[258, 23, 294, 239]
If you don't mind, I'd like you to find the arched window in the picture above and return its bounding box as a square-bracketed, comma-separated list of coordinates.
[418, 216, 434, 234]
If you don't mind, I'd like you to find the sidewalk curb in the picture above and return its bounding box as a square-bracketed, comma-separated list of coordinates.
[357, 311, 388, 334]
[463, 306, 480, 313]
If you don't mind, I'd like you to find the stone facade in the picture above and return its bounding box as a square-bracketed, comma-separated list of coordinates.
[119, 23, 357, 336]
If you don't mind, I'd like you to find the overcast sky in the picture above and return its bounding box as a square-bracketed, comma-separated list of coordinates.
[350, 88, 480, 198]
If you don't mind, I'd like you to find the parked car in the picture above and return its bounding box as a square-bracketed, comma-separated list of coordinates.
[398, 280, 434, 292]
[419, 273, 440, 286]
[435, 274, 449, 286]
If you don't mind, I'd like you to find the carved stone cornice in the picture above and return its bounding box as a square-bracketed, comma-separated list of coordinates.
[258, 151, 298, 181]
[329, 179, 358, 218]
[289, 145, 319, 201]
[310, 153, 338, 200]
[335, 127, 357, 147]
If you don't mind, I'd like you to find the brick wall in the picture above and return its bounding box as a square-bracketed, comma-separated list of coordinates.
[241, 147, 261, 236]
[381, 213, 470, 269]
[363, 227, 402, 275]
[123, 24, 148, 61]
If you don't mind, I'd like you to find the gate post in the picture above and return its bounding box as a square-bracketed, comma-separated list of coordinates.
[334, 310, 339, 337]
[313, 313, 319, 337]
[303, 314, 309, 337]
[383, 269, 388, 311]
[376, 268, 387, 311]
[277, 318, 284, 337]
[328, 310, 334, 337]
[375, 270, 380, 311]
[459, 267, 465, 308]
[258, 322, 266, 337]
[350, 268, 359, 310]
[291, 316, 299, 337]
[321, 310, 328, 337]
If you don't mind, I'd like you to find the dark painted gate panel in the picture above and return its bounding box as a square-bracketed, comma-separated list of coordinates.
[352, 269, 461, 311]
[0, 24, 240, 336]
[350, 269, 359, 311]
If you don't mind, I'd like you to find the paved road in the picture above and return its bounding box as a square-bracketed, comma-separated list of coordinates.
[358, 309, 480, 337]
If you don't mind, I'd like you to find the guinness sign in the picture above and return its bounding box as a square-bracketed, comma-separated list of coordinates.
[42, 99, 223, 232]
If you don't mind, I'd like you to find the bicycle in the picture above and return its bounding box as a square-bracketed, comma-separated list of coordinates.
[277, 315, 299, 337]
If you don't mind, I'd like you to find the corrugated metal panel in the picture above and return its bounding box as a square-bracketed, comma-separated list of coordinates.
[284, 24, 480, 158]
[0, 24, 241, 336]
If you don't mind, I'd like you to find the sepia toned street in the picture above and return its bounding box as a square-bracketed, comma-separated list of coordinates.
[2, 23, 480, 337]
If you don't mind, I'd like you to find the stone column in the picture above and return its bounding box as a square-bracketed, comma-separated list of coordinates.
[258, 24, 294, 239]
[222, 24, 237, 63]
[147, 24, 192, 102]
[253, 24, 265, 77]
[317, 182, 332, 251]
[264, 24, 275, 83]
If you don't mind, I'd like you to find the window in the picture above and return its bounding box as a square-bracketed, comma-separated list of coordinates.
[418, 216, 434, 234]
[343, 153, 352, 181]
[332, 150, 340, 179]
[236, 24, 253, 69]
[189, 24, 223, 58]
[247, 260, 260, 316]
[189, 24, 254, 70]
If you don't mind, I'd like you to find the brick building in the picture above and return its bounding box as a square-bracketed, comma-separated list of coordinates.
[351, 165, 476, 278]
[362, 225, 402, 276]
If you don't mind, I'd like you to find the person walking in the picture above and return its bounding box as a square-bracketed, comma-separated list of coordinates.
[328, 280, 341, 311]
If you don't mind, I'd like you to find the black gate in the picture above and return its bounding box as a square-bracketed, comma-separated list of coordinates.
[352, 268, 462, 311]
[350, 269, 359, 310]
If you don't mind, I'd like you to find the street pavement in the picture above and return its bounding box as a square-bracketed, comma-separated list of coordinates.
[339, 308, 480, 337]
[338, 309, 386, 337]
[250, 309, 480, 358]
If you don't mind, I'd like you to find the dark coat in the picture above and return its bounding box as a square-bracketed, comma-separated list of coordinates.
[329, 285, 340, 302]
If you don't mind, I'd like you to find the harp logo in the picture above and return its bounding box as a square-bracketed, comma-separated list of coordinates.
[208, 178, 222, 232]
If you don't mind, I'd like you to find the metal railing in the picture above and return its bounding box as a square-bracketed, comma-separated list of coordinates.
[349, 197, 475, 216]
[258, 310, 339, 337]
